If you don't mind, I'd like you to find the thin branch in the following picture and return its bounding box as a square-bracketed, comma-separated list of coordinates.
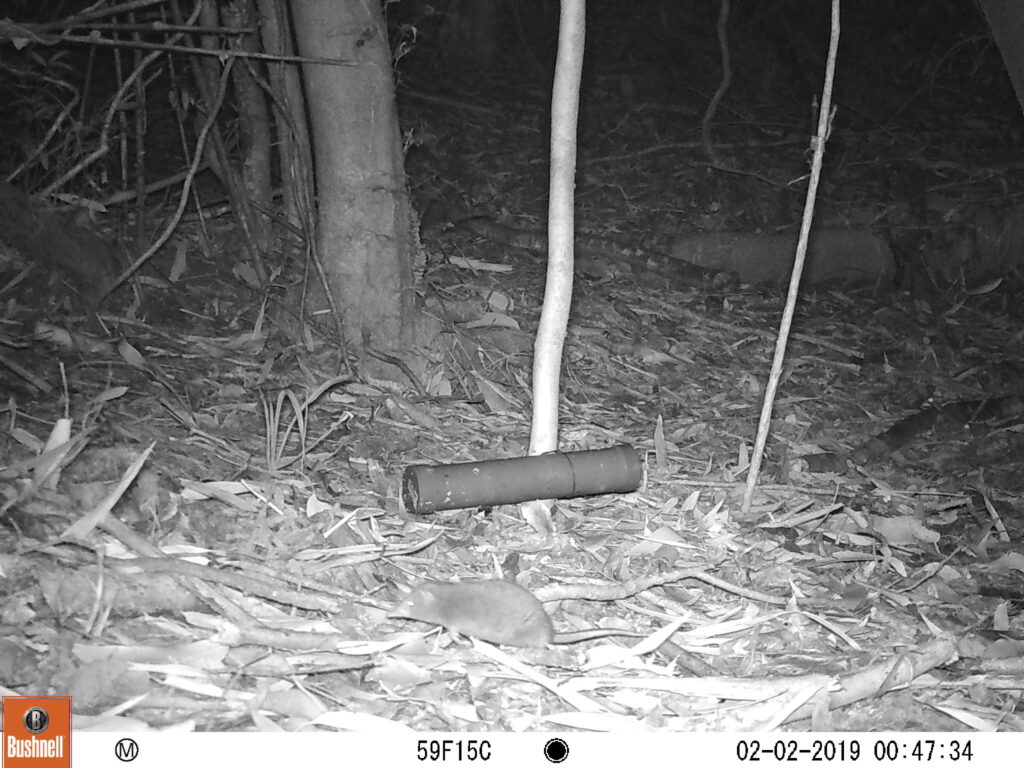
[742, 0, 841, 517]
[34, 0, 183, 32]
[701, 0, 732, 165]
[46, 33, 357, 66]
[102, 54, 235, 298]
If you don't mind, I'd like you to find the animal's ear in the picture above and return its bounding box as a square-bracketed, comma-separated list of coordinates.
[393, 582, 412, 598]
[388, 583, 417, 618]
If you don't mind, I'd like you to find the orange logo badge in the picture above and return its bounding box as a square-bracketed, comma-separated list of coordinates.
[2, 697, 71, 768]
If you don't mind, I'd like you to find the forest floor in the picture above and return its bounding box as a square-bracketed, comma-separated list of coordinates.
[2, 5, 1024, 732]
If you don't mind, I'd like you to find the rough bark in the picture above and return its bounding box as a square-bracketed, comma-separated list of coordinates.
[290, 0, 419, 360]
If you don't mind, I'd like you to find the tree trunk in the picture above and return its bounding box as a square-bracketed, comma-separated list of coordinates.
[176, 0, 267, 277]
[530, 0, 585, 457]
[290, 0, 420, 363]
[977, 0, 1024, 117]
[224, 0, 273, 262]
[257, 0, 312, 231]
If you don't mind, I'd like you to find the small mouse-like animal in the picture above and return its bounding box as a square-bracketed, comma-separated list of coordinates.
[390, 578, 643, 649]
